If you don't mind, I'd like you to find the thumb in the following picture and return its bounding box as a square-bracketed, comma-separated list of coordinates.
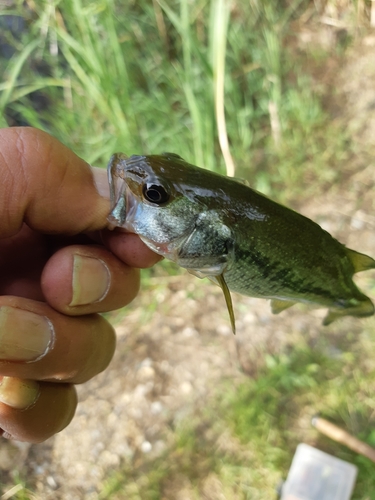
[0, 127, 109, 237]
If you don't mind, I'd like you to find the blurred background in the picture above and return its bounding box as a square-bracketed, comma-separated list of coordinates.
[1, 0, 375, 498]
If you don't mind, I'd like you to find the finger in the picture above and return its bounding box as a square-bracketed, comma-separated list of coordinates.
[0, 127, 161, 267]
[102, 231, 163, 268]
[0, 127, 109, 237]
[0, 377, 77, 443]
[41, 244, 140, 315]
[0, 296, 116, 383]
[0, 224, 46, 299]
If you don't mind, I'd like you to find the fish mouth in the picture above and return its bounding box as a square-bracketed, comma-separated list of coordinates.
[107, 175, 138, 231]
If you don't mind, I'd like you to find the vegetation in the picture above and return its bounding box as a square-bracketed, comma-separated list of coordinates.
[93, 331, 375, 499]
[1, 0, 375, 499]
[0, 0, 359, 199]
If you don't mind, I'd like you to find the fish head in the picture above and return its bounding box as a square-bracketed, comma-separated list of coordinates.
[107, 153, 207, 259]
[107, 152, 237, 332]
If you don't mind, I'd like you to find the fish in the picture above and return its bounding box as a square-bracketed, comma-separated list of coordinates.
[107, 152, 375, 332]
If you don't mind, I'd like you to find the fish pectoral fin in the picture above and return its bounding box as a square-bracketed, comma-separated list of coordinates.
[271, 299, 297, 315]
[346, 248, 375, 273]
[214, 274, 236, 335]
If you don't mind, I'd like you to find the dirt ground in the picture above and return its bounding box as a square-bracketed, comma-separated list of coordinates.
[1, 26, 375, 500]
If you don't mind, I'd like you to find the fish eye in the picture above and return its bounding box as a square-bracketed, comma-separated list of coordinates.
[142, 183, 170, 205]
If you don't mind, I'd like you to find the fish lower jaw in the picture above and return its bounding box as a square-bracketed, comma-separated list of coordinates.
[138, 235, 181, 260]
[139, 232, 197, 261]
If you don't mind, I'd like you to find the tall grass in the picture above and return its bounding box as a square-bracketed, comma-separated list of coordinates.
[0, 0, 352, 199]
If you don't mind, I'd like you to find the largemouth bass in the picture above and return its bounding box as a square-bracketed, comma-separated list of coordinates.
[107, 152, 375, 332]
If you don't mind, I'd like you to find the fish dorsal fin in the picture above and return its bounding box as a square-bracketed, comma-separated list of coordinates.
[346, 248, 375, 273]
[234, 177, 250, 187]
[271, 299, 296, 314]
[214, 274, 236, 334]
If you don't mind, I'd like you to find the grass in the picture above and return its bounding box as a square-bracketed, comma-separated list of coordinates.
[225, 339, 375, 499]
[0, 0, 358, 199]
[1, 0, 375, 499]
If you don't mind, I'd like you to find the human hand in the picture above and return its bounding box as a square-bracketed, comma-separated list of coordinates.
[0, 127, 160, 443]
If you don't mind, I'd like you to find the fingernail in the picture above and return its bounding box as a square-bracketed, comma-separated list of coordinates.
[0, 377, 40, 410]
[70, 255, 110, 306]
[0, 307, 53, 361]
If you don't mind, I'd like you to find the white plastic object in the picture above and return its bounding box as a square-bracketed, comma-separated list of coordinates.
[280, 443, 357, 500]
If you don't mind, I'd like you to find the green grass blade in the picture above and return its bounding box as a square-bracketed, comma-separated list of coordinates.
[0, 40, 39, 111]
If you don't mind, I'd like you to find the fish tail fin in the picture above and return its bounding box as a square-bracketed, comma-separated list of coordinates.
[346, 248, 375, 273]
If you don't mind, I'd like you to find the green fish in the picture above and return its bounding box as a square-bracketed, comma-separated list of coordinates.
[107, 152, 375, 332]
